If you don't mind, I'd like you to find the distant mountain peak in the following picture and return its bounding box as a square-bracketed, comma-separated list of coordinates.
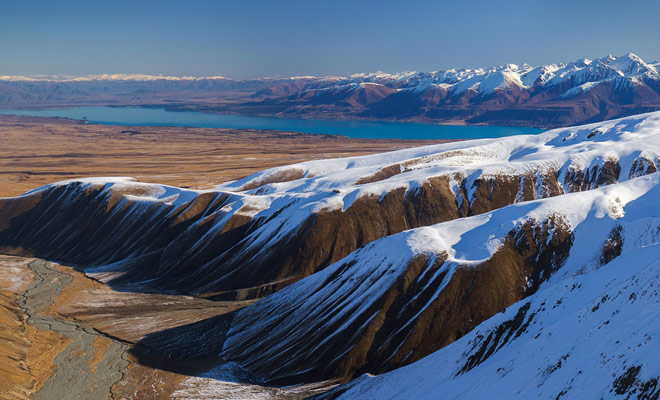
[0, 73, 232, 82]
[1, 52, 659, 128]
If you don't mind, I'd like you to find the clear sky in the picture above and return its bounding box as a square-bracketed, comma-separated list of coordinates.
[2, 0, 659, 79]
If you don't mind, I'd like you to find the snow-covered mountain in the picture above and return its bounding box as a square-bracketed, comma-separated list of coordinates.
[289, 52, 658, 98]
[242, 53, 660, 127]
[326, 176, 660, 399]
[2, 53, 659, 128]
[4, 111, 660, 396]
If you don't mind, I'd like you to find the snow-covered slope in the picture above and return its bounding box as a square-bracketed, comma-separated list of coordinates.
[112, 111, 660, 389]
[216, 168, 660, 384]
[328, 174, 660, 399]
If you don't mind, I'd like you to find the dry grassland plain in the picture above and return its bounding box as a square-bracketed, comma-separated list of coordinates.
[0, 114, 450, 198]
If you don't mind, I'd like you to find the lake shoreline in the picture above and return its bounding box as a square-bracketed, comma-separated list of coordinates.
[0, 105, 544, 140]
[0, 102, 553, 129]
[0, 113, 452, 198]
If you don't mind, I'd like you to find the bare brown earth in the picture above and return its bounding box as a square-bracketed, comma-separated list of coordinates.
[0, 257, 71, 400]
[0, 114, 446, 198]
[0, 256, 338, 399]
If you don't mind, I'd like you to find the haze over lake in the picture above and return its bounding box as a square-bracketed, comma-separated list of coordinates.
[0, 106, 542, 140]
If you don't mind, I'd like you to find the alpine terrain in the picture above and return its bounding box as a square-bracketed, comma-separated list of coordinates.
[2, 53, 660, 128]
[4, 111, 660, 397]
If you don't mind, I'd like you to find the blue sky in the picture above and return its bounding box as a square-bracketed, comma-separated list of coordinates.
[2, 0, 659, 79]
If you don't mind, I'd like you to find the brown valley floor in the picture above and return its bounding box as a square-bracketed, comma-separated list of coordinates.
[0, 114, 447, 198]
[0, 255, 337, 399]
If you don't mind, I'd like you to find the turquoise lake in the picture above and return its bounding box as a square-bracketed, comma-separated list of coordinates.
[0, 106, 543, 140]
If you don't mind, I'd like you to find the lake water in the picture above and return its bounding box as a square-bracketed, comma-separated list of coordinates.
[0, 106, 543, 140]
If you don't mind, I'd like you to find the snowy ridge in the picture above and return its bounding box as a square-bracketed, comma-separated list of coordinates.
[2, 53, 655, 92]
[219, 110, 660, 210]
[26, 176, 202, 207]
[271, 53, 659, 98]
[222, 168, 660, 385]
[330, 172, 660, 399]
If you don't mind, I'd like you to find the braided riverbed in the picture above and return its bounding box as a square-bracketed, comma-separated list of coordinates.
[0, 256, 332, 399]
[18, 259, 130, 400]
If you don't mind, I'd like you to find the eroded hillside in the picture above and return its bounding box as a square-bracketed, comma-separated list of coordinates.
[4, 111, 660, 395]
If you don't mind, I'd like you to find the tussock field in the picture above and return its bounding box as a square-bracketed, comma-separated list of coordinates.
[0, 114, 446, 198]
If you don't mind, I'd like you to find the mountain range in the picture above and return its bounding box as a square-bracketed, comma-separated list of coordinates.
[4, 111, 660, 397]
[2, 53, 660, 127]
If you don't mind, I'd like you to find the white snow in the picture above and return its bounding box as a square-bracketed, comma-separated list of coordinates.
[298, 53, 659, 99]
[334, 178, 660, 398]
[4, 54, 656, 101]
[558, 81, 600, 98]
[219, 158, 660, 398]
[0, 74, 230, 82]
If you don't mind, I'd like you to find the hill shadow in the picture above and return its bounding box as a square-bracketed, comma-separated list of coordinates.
[128, 311, 279, 387]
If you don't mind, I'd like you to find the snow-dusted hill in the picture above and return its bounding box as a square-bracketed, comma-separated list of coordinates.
[220, 168, 660, 388]
[1, 112, 658, 294]
[326, 176, 660, 399]
[4, 112, 660, 394]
